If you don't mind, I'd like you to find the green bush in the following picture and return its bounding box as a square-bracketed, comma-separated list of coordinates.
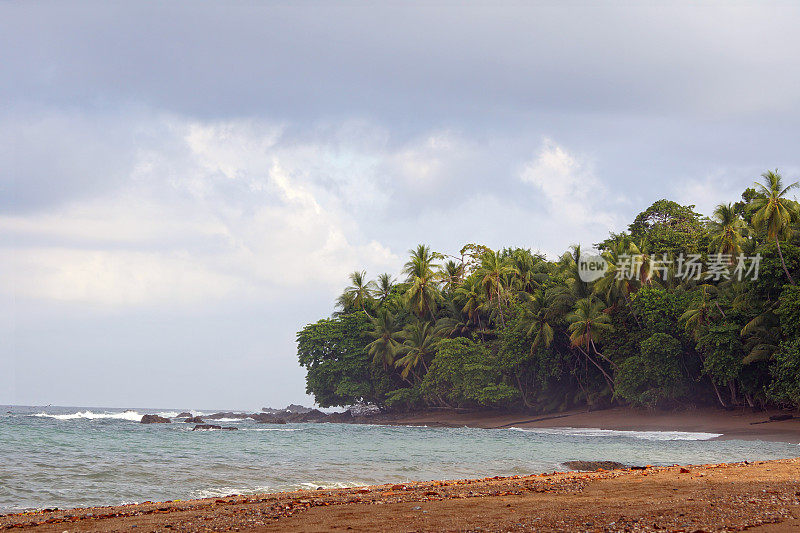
[768, 339, 800, 409]
[615, 333, 686, 408]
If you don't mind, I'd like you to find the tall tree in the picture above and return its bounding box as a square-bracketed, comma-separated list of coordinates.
[365, 308, 404, 368]
[336, 270, 377, 316]
[375, 273, 396, 303]
[395, 321, 439, 382]
[751, 170, 800, 285]
[566, 297, 616, 389]
[708, 203, 747, 258]
[403, 244, 441, 319]
[476, 249, 519, 327]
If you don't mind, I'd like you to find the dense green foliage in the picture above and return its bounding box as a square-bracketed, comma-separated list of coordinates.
[298, 171, 800, 412]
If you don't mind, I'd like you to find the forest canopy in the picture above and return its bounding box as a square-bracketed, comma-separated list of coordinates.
[297, 171, 800, 412]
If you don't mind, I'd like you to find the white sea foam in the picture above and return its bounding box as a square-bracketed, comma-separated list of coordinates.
[191, 481, 363, 499]
[508, 426, 722, 441]
[32, 410, 143, 421]
[239, 428, 303, 432]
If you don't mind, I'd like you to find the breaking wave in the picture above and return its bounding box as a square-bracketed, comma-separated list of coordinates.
[32, 410, 144, 422]
[508, 426, 722, 441]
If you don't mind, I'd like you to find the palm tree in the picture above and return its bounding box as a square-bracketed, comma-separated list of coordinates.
[476, 249, 519, 327]
[403, 244, 441, 319]
[521, 291, 557, 351]
[365, 308, 404, 368]
[566, 297, 616, 389]
[679, 284, 721, 341]
[336, 270, 377, 316]
[558, 245, 593, 299]
[394, 321, 439, 382]
[708, 203, 746, 259]
[376, 273, 395, 303]
[740, 309, 781, 365]
[454, 275, 487, 336]
[509, 249, 547, 293]
[751, 170, 800, 285]
[438, 260, 464, 293]
[594, 239, 643, 310]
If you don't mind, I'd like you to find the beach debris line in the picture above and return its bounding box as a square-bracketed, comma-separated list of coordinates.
[561, 460, 630, 471]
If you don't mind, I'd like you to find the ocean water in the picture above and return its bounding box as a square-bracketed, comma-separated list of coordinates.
[1, 405, 798, 514]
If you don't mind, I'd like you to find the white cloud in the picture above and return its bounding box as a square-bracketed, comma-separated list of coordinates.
[1, 117, 400, 306]
[518, 138, 623, 254]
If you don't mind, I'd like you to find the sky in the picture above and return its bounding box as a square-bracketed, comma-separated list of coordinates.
[2, 1, 800, 410]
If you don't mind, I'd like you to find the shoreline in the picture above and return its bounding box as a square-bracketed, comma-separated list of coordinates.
[3, 458, 799, 531]
[354, 406, 800, 443]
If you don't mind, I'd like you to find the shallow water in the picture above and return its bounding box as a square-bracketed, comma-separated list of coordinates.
[1, 405, 798, 513]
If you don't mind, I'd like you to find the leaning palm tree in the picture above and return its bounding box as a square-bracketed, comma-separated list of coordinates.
[394, 321, 439, 382]
[751, 170, 800, 285]
[708, 203, 746, 259]
[336, 270, 377, 316]
[365, 308, 404, 368]
[566, 297, 616, 389]
[403, 244, 441, 319]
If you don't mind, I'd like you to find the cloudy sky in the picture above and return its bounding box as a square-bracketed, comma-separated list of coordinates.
[2, 2, 800, 410]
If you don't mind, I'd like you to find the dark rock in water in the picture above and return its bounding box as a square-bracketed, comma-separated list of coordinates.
[562, 460, 629, 471]
[177, 412, 192, 418]
[192, 424, 238, 431]
[287, 409, 328, 422]
[184, 416, 205, 423]
[326, 410, 353, 423]
[284, 403, 313, 414]
[206, 412, 249, 420]
[769, 413, 794, 421]
[140, 414, 171, 424]
[249, 413, 287, 424]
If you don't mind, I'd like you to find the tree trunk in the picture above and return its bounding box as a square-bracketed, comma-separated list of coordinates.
[776, 237, 796, 285]
[710, 378, 727, 408]
[578, 346, 615, 392]
[728, 380, 738, 406]
[515, 373, 533, 409]
[590, 339, 619, 370]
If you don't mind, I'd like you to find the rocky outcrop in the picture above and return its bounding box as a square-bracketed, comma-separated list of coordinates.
[285, 404, 313, 414]
[177, 412, 193, 418]
[184, 416, 205, 423]
[249, 413, 287, 424]
[206, 412, 249, 420]
[286, 409, 328, 422]
[562, 460, 629, 471]
[192, 424, 238, 431]
[140, 414, 171, 424]
[326, 410, 353, 423]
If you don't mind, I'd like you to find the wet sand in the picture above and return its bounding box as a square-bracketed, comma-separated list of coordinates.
[365, 406, 800, 443]
[2, 458, 799, 532]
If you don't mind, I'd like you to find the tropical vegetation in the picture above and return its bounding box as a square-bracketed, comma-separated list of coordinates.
[297, 171, 800, 412]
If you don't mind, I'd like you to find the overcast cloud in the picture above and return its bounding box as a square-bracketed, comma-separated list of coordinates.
[2, 2, 800, 410]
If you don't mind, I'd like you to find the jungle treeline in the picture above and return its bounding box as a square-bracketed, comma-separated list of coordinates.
[297, 171, 800, 413]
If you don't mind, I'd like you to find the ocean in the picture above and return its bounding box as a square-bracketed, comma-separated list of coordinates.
[1, 405, 798, 514]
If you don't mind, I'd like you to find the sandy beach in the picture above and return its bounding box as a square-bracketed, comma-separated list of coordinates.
[2, 458, 798, 532]
[363, 406, 800, 444]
